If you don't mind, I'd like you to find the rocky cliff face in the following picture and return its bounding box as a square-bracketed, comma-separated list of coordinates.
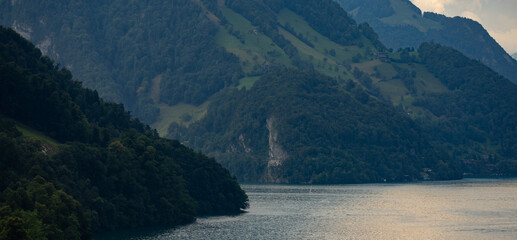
[266, 117, 288, 168]
[264, 117, 288, 183]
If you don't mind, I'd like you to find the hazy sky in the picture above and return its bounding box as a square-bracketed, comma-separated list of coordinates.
[410, 0, 517, 54]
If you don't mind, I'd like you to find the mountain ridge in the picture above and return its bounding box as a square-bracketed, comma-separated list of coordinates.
[335, 0, 517, 85]
[1, 0, 516, 184]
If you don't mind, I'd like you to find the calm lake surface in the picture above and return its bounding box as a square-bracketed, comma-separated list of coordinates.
[95, 178, 517, 239]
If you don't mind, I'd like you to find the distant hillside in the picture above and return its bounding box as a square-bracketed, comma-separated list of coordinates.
[336, 0, 517, 85]
[0, 0, 243, 123]
[171, 0, 515, 180]
[170, 0, 516, 181]
[413, 43, 517, 175]
[0, 26, 247, 238]
[1, 0, 516, 184]
[169, 68, 460, 183]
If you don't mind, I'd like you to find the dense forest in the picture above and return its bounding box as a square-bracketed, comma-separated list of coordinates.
[413, 43, 517, 175]
[1, 0, 516, 185]
[0, 26, 247, 239]
[336, 0, 517, 85]
[166, 0, 516, 181]
[0, 0, 386, 123]
[0, 0, 243, 123]
[169, 69, 461, 183]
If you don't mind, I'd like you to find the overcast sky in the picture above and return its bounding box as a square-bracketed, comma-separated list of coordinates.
[410, 0, 517, 54]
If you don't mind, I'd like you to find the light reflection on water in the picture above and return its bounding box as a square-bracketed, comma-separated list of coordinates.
[95, 178, 517, 240]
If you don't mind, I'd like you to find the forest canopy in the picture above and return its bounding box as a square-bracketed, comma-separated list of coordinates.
[169, 68, 462, 183]
[0, 26, 248, 239]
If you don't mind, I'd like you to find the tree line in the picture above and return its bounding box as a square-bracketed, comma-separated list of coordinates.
[0, 26, 248, 239]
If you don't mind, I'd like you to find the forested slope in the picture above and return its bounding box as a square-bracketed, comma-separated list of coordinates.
[0, 0, 243, 123]
[166, 0, 516, 180]
[1, 0, 516, 183]
[0, 26, 247, 239]
[170, 69, 461, 183]
[414, 43, 517, 174]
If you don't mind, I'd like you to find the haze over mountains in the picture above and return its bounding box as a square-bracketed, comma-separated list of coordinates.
[1, 0, 516, 185]
[335, 0, 517, 85]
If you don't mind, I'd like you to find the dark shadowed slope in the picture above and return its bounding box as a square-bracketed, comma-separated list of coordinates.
[0, 26, 247, 239]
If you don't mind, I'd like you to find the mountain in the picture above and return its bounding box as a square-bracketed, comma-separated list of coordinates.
[335, 0, 517, 85]
[411, 43, 517, 175]
[512, 53, 517, 60]
[0, 26, 247, 238]
[0, 0, 244, 123]
[1, 0, 516, 183]
[168, 0, 515, 181]
[169, 68, 459, 183]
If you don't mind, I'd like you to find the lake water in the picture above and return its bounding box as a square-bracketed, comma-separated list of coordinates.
[95, 178, 517, 239]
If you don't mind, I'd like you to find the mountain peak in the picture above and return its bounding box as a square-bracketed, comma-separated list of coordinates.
[336, 0, 517, 85]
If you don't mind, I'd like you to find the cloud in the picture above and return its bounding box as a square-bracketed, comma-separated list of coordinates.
[411, 0, 456, 13]
[458, 0, 483, 11]
[488, 28, 517, 54]
[461, 11, 481, 22]
[412, 0, 517, 53]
